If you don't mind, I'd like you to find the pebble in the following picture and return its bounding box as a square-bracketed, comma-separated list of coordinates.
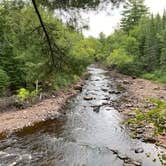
[135, 148, 144, 153]
[123, 80, 130, 84]
[109, 90, 121, 94]
[124, 158, 142, 166]
[118, 153, 129, 160]
[101, 88, 108, 92]
[93, 106, 100, 113]
[143, 137, 156, 143]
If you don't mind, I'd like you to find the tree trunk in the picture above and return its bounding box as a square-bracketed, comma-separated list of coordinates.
[31, 0, 55, 65]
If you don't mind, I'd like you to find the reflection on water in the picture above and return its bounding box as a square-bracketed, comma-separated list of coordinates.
[0, 65, 165, 166]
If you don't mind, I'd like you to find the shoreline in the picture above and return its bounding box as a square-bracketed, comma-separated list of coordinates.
[0, 79, 84, 139]
[0, 67, 165, 150]
[108, 70, 166, 149]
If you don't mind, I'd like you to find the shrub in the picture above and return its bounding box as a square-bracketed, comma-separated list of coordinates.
[105, 48, 133, 70]
[16, 88, 39, 107]
[52, 73, 79, 90]
[17, 88, 30, 102]
[142, 70, 166, 83]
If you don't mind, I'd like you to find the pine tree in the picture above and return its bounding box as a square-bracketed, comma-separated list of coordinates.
[120, 0, 148, 33]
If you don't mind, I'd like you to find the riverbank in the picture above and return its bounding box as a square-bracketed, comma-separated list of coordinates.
[0, 79, 84, 138]
[0, 66, 165, 150]
[108, 70, 166, 149]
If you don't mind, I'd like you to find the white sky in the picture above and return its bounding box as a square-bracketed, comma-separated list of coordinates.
[83, 0, 166, 37]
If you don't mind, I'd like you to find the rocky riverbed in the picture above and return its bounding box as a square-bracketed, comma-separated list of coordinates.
[107, 70, 166, 149]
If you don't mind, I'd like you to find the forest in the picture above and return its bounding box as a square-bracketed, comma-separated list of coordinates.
[0, 0, 165, 99]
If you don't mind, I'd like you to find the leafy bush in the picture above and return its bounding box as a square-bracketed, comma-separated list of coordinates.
[17, 88, 30, 102]
[16, 88, 39, 104]
[52, 73, 79, 90]
[0, 69, 9, 95]
[105, 48, 133, 70]
[142, 70, 166, 83]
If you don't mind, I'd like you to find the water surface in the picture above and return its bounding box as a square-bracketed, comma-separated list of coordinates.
[0, 65, 165, 166]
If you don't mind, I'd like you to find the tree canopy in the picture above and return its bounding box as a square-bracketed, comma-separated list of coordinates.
[35, 0, 124, 10]
[120, 0, 148, 32]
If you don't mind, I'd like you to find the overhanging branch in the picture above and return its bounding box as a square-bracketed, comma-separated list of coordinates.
[31, 0, 55, 66]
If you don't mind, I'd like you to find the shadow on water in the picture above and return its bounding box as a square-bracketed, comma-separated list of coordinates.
[0, 65, 165, 166]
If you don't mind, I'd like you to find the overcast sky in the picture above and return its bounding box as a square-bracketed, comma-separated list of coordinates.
[83, 0, 166, 37]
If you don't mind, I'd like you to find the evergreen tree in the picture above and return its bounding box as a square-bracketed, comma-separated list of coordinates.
[120, 0, 148, 33]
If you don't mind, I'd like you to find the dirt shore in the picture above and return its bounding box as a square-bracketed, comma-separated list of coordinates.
[108, 70, 166, 149]
[0, 80, 84, 138]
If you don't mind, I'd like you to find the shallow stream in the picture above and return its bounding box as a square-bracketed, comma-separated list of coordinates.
[0, 65, 165, 166]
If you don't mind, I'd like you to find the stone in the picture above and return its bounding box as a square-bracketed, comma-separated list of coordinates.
[123, 164, 135, 166]
[93, 106, 100, 113]
[101, 88, 108, 92]
[135, 147, 144, 153]
[153, 87, 160, 90]
[132, 161, 142, 166]
[74, 85, 83, 91]
[135, 135, 142, 139]
[128, 112, 136, 118]
[132, 76, 137, 79]
[136, 128, 144, 134]
[143, 136, 156, 143]
[83, 96, 93, 100]
[118, 153, 129, 160]
[109, 90, 121, 94]
[125, 104, 133, 108]
[123, 80, 130, 84]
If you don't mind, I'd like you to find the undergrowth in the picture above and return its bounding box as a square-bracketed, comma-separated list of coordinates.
[126, 98, 166, 135]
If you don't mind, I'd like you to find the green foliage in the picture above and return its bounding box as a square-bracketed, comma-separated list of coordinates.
[101, 4, 166, 83]
[0, 69, 9, 95]
[16, 88, 39, 105]
[127, 98, 166, 134]
[105, 48, 133, 70]
[0, 1, 99, 97]
[17, 88, 30, 102]
[120, 0, 148, 32]
[142, 70, 166, 83]
[52, 73, 79, 90]
[36, 0, 123, 10]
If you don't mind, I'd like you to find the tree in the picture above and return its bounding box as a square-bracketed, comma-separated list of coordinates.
[120, 0, 148, 33]
[35, 0, 123, 10]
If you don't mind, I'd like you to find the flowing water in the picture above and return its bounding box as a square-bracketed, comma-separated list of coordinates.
[0, 65, 165, 166]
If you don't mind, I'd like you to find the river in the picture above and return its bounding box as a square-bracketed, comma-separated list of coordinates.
[0, 65, 165, 166]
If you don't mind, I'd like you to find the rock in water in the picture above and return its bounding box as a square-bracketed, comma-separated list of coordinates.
[135, 147, 144, 153]
[83, 96, 93, 100]
[93, 106, 100, 113]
